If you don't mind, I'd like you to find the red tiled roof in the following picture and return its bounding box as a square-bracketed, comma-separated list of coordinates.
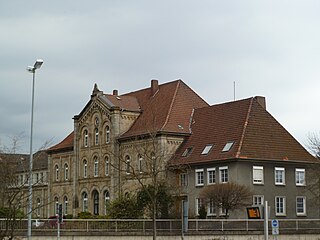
[170, 97, 316, 166]
[47, 132, 74, 153]
[101, 94, 141, 111]
[120, 80, 209, 138]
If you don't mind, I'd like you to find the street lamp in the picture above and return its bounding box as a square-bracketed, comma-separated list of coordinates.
[26, 59, 43, 240]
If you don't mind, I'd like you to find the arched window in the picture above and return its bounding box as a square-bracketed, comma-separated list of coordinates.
[105, 156, 109, 176]
[55, 165, 59, 181]
[82, 192, 88, 212]
[54, 197, 59, 215]
[64, 163, 69, 181]
[83, 159, 87, 178]
[106, 125, 110, 144]
[125, 155, 131, 174]
[104, 191, 110, 215]
[95, 128, 99, 145]
[64, 196, 68, 215]
[93, 190, 99, 215]
[84, 129, 88, 147]
[36, 198, 41, 217]
[138, 154, 143, 173]
[94, 157, 99, 177]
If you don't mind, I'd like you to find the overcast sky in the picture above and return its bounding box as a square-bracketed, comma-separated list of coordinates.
[1, 1, 319, 153]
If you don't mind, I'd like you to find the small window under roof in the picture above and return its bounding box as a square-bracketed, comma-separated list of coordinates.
[201, 144, 213, 155]
[222, 141, 234, 152]
[182, 147, 193, 157]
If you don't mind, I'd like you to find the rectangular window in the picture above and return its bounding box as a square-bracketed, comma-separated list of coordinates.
[195, 169, 204, 186]
[295, 168, 305, 186]
[207, 168, 216, 185]
[201, 145, 213, 155]
[275, 196, 286, 216]
[207, 199, 216, 216]
[180, 173, 188, 186]
[253, 166, 264, 184]
[253, 195, 264, 206]
[219, 166, 228, 183]
[275, 167, 285, 185]
[296, 196, 306, 216]
[195, 198, 203, 216]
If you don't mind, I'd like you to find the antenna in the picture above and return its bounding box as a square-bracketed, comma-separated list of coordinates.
[233, 81, 236, 101]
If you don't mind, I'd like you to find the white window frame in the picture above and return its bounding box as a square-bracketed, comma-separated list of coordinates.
[95, 128, 99, 145]
[195, 198, 202, 216]
[219, 166, 228, 183]
[105, 157, 109, 176]
[83, 159, 88, 178]
[253, 166, 264, 184]
[253, 195, 264, 206]
[275, 167, 285, 185]
[195, 169, 204, 186]
[207, 198, 216, 216]
[207, 168, 216, 185]
[125, 155, 131, 175]
[64, 163, 69, 181]
[275, 196, 286, 216]
[180, 173, 188, 186]
[106, 125, 110, 144]
[138, 154, 143, 173]
[295, 168, 305, 186]
[55, 165, 59, 181]
[84, 129, 88, 147]
[94, 157, 99, 177]
[296, 196, 306, 216]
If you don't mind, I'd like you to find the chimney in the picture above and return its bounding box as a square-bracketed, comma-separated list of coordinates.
[151, 79, 159, 96]
[254, 96, 266, 109]
[113, 89, 118, 96]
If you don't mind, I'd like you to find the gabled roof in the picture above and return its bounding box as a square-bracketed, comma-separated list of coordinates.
[120, 80, 209, 139]
[170, 97, 316, 166]
[47, 132, 74, 153]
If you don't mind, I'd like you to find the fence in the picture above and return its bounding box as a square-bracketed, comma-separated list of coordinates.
[1, 218, 320, 234]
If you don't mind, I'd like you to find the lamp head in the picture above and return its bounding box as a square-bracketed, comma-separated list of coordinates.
[34, 59, 43, 69]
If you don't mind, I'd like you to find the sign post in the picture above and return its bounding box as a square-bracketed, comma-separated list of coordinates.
[272, 219, 279, 236]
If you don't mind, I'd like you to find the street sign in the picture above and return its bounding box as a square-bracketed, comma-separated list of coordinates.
[247, 207, 261, 219]
[271, 219, 279, 235]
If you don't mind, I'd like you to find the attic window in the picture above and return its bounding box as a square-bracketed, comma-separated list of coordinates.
[116, 96, 121, 100]
[201, 144, 213, 155]
[222, 142, 234, 152]
[182, 147, 193, 157]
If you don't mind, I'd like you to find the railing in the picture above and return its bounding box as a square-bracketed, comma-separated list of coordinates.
[2, 218, 320, 234]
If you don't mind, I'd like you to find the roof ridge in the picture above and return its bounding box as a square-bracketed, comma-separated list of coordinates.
[235, 97, 254, 158]
[161, 81, 180, 131]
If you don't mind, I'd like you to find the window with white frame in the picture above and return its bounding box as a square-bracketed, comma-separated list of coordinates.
[296, 196, 306, 216]
[180, 173, 188, 186]
[83, 159, 87, 178]
[201, 144, 213, 155]
[125, 155, 131, 174]
[195, 198, 203, 216]
[207, 199, 216, 216]
[55, 165, 59, 181]
[106, 125, 110, 144]
[105, 157, 109, 176]
[64, 163, 69, 181]
[275, 167, 285, 185]
[295, 168, 305, 186]
[195, 169, 204, 186]
[82, 192, 88, 212]
[95, 128, 99, 145]
[253, 166, 264, 184]
[275, 196, 286, 216]
[138, 154, 143, 173]
[94, 157, 99, 177]
[207, 168, 216, 185]
[104, 190, 110, 215]
[219, 208, 227, 217]
[253, 195, 264, 206]
[36, 198, 41, 217]
[64, 196, 68, 215]
[219, 166, 228, 183]
[83, 129, 88, 147]
[54, 197, 59, 215]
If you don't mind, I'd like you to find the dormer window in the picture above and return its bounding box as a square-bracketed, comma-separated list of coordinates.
[222, 142, 234, 152]
[182, 147, 193, 157]
[201, 144, 213, 155]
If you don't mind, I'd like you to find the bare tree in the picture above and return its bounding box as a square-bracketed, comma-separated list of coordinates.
[200, 182, 253, 218]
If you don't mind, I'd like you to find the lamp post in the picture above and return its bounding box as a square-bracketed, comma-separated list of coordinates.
[26, 59, 43, 240]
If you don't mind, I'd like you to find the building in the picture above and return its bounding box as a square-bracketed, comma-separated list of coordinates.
[47, 79, 318, 219]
